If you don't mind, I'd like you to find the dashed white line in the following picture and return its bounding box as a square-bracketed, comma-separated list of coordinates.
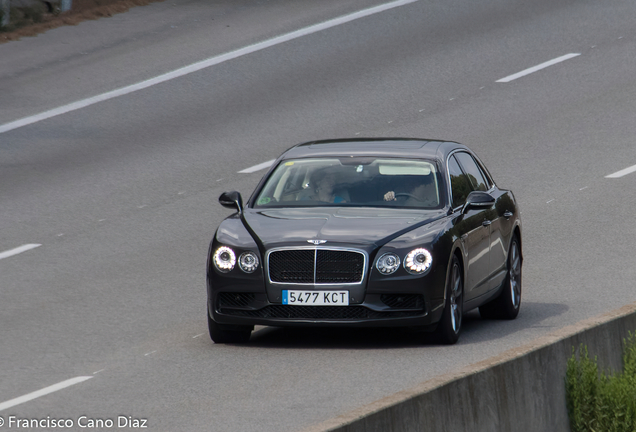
[0, 244, 41, 261]
[0, 0, 418, 135]
[144, 351, 157, 356]
[239, 159, 275, 174]
[192, 333, 205, 339]
[496, 53, 581, 83]
[605, 164, 636, 178]
[0, 376, 92, 412]
[546, 199, 555, 204]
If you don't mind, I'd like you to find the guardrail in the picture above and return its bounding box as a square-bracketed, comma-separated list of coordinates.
[301, 302, 636, 432]
[0, 0, 70, 28]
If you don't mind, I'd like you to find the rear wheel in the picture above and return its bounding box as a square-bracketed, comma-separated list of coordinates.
[208, 311, 252, 344]
[435, 255, 463, 344]
[479, 235, 522, 320]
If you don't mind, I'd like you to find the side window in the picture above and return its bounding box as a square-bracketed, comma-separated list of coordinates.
[454, 152, 489, 192]
[448, 155, 472, 208]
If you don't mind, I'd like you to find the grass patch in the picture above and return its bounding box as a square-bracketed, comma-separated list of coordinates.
[566, 333, 636, 432]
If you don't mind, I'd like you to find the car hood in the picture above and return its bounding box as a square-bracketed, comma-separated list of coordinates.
[242, 207, 446, 249]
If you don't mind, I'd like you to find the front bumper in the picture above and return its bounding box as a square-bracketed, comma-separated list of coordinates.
[207, 290, 445, 328]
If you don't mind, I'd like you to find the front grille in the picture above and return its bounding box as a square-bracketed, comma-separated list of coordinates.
[381, 294, 425, 310]
[219, 305, 423, 320]
[269, 249, 314, 283]
[268, 248, 365, 284]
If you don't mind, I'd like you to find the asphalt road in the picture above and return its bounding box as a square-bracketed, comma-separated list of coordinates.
[1, 0, 636, 430]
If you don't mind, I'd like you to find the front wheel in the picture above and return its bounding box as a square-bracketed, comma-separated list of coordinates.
[434, 255, 463, 344]
[208, 312, 252, 344]
[479, 235, 522, 320]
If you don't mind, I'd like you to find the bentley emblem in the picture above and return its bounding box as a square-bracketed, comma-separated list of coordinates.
[307, 240, 327, 245]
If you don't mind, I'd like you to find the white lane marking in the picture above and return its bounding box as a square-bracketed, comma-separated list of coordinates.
[93, 369, 105, 375]
[605, 164, 636, 178]
[0, 376, 92, 412]
[0, 0, 418, 135]
[579, 186, 588, 191]
[546, 199, 555, 204]
[144, 351, 157, 356]
[0, 244, 41, 261]
[496, 53, 581, 83]
[193, 333, 204, 339]
[239, 159, 275, 174]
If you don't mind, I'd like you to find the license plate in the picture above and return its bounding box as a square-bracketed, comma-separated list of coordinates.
[282, 290, 349, 306]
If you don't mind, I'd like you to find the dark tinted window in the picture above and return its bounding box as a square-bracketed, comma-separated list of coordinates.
[454, 152, 489, 191]
[448, 155, 472, 208]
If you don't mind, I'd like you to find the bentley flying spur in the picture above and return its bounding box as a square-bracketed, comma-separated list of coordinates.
[207, 138, 522, 344]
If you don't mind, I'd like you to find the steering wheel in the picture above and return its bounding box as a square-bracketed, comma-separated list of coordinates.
[394, 193, 424, 202]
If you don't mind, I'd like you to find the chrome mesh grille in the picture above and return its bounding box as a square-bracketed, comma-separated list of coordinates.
[269, 250, 314, 283]
[268, 249, 365, 284]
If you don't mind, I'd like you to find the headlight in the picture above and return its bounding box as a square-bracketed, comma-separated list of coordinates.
[376, 253, 401, 275]
[238, 251, 259, 273]
[404, 248, 433, 274]
[213, 246, 236, 273]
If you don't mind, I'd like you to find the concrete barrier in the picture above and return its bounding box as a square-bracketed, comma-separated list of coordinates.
[301, 302, 636, 432]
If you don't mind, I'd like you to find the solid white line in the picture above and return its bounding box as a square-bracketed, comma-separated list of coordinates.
[0, 376, 92, 412]
[0, 0, 418, 135]
[0, 244, 41, 260]
[605, 164, 636, 178]
[239, 159, 275, 174]
[496, 53, 581, 83]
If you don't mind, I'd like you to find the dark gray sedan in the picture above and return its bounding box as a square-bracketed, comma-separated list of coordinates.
[207, 138, 522, 344]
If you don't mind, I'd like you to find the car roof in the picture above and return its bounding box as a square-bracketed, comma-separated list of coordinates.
[279, 138, 465, 161]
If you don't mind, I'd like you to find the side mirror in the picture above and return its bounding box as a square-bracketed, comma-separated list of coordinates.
[462, 191, 495, 213]
[219, 191, 244, 213]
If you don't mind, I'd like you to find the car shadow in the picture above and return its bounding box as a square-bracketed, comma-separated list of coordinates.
[242, 301, 569, 349]
[458, 301, 570, 345]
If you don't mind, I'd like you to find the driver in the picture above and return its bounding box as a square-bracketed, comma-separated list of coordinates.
[383, 175, 437, 206]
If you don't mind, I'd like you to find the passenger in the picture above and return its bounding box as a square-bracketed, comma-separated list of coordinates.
[300, 167, 349, 203]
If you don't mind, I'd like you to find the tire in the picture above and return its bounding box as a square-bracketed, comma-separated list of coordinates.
[435, 255, 463, 345]
[207, 312, 252, 344]
[479, 235, 522, 320]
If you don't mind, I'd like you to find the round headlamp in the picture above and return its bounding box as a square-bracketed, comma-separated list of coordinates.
[238, 251, 259, 273]
[213, 246, 236, 273]
[404, 248, 433, 274]
[376, 253, 401, 275]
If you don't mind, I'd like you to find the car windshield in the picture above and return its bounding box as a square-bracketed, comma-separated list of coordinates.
[253, 157, 444, 209]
